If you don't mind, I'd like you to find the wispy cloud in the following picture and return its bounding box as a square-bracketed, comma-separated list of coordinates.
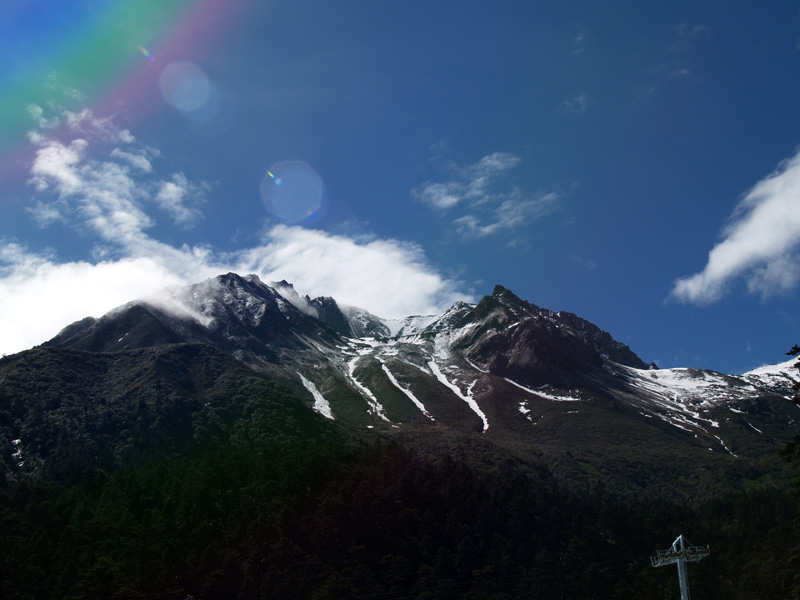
[636, 23, 708, 99]
[671, 148, 800, 304]
[569, 254, 597, 270]
[154, 173, 208, 227]
[411, 152, 561, 240]
[412, 181, 464, 211]
[412, 152, 521, 212]
[453, 192, 561, 239]
[110, 148, 154, 173]
[673, 24, 710, 45]
[561, 93, 588, 114]
[0, 108, 472, 355]
[26, 108, 205, 242]
[571, 29, 586, 55]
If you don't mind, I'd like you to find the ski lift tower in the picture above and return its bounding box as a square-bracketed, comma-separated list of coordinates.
[651, 534, 710, 600]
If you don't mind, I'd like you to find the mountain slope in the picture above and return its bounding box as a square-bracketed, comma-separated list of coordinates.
[28, 273, 800, 499]
[0, 342, 342, 483]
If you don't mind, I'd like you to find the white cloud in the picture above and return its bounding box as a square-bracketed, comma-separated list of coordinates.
[26, 104, 61, 131]
[110, 148, 153, 172]
[637, 23, 708, 100]
[154, 173, 206, 227]
[675, 23, 709, 39]
[561, 93, 588, 114]
[471, 152, 521, 176]
[0, 109, 473, 355]
[0, 225, 472, 355]
[571, 30, 586, 55]
[412, 152, 521, 212]
[671, 148, 800, 304]
[411, 152, 560, 240]
[412, 181, 463, 210]
[454, 192, 561, 239]
[28, 138, 87, 195]
[233, 226, 472, 318]
[26, 110, 206, 245]
[63, 108, 134, 144]
[669, 68, 690, 78]
[0, 244, 192, 356]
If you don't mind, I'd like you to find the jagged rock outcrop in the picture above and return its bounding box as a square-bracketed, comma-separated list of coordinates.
[25, 272, 800, 500]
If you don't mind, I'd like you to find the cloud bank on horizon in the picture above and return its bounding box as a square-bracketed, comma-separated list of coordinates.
[0, 108, 472, 356]
[671, 149, 800, 305]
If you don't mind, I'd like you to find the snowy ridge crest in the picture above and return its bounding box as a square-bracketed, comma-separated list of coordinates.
[44, 273, 800, 467]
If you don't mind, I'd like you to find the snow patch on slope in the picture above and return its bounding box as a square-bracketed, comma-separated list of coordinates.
[379, 314, 440, 337]
[428, 360, 488, 431]
[744, 357, 799, 378]
[348, 357, 391, 422]
[380, 361, 435, 421]
[298, 374, 334, 420]
[504, 376, 583, 402]
[622, 367, 726, 432]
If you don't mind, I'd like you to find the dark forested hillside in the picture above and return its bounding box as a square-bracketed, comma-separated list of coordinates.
[1, 439, 798, 599]
[1, 342, 799, 599]
[0, 343, 342, 483]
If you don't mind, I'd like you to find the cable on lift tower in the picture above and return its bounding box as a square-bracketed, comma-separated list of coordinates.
[651, 534, 709, 600]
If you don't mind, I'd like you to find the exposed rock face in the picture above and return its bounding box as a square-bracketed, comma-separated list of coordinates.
[28, 272, 799, 500]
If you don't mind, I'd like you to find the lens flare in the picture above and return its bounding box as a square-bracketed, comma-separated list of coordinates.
[260, 161, 326, 224]
[137, 46, 155, 61]
[159, 62, 210, 112]
[0, 0, 244, 165]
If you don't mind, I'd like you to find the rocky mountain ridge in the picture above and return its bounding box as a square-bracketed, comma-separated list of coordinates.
[14, 272, 799, 499]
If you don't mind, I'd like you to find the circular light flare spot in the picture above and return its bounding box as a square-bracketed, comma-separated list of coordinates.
[260, 161, 327, 224]
[159, 62, 210, 112]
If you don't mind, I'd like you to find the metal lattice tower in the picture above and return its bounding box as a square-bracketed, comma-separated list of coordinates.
[651, 534, 710, 600]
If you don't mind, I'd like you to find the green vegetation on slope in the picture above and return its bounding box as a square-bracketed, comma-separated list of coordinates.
[1, 440, 798, 599]
[0, 343, 799, 599]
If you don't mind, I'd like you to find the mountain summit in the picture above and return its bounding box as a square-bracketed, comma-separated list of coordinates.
[17, 273, 798, 498]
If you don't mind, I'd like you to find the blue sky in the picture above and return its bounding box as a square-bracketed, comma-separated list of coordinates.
[1, 0, 799, 374]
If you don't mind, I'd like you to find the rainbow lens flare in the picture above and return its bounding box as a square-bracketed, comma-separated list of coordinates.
[0, 0, 242, 160]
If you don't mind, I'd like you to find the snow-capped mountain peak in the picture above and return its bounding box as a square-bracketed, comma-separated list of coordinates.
[40, 273, 800, 498]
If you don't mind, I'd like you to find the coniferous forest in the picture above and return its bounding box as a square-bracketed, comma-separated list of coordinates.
[2, 438, 799, 599]
[1, 344, 799, 599]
